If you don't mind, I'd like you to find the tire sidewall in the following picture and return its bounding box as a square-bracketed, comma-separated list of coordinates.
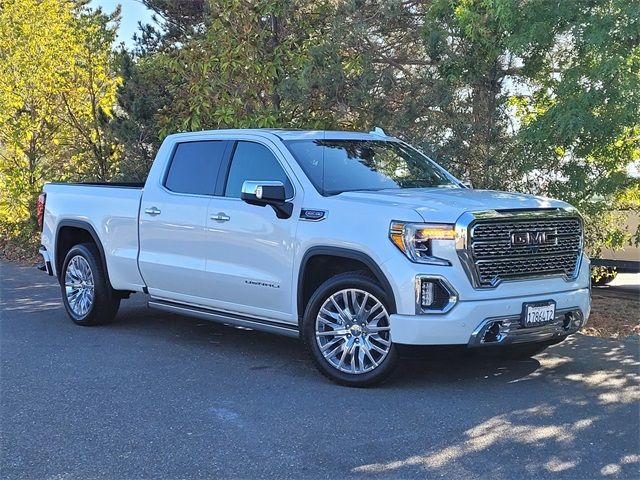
[302, 273, 398, 387]
[60, 243, 116, 325]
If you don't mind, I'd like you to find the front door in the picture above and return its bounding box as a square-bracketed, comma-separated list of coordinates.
[202, 140, 301, 323]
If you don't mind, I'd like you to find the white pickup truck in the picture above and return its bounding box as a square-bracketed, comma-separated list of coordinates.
[38, 129, 590, 386]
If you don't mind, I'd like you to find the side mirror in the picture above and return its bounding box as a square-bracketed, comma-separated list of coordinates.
[462, 181, 474, 189]
[241, 180, 293, 219]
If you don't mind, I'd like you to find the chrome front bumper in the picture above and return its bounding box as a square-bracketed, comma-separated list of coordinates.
[468, 308, 584, 347]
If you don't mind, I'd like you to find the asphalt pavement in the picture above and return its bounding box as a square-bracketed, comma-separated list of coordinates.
[1, 261, 639, 479]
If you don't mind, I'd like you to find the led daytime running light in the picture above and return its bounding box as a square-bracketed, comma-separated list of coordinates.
[389, 221, 455, 263]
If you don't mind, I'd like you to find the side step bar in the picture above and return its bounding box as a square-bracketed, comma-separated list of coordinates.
[148, 299, 299, 338]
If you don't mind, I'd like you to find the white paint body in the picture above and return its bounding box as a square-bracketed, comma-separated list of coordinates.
[41, 129, 591, 345]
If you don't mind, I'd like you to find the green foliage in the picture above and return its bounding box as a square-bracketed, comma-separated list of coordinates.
[289, 0, 639, 255]
[0, 0, 121, 240]
[112, 0, 331, 178]
[0, 0, 79, 226]
[153, 0, 331, 134]
[1, 0, 637, 261]
[62, 6, 123, 181]
[287, 1, 438, 132]
[111, 51, 169, 181]
[508, 0, 640, 255]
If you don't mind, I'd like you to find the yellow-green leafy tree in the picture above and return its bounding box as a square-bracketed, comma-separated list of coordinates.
[62, 6, 123, 182]
[0, 0, 78, 230]
[0, 0, 120, 256]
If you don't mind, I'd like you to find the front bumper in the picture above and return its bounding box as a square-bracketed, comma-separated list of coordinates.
[468, 307, 584, 346]
[389, 286, 590, 346]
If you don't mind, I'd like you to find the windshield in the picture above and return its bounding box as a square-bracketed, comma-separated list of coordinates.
[284, 139, 457, 195]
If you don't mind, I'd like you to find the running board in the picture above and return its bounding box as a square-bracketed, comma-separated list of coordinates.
[147, 300, 299, 338]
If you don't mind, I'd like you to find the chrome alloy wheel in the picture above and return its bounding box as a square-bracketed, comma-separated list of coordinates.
[315, 289, 392, 374]
[64, 255, 95, 317]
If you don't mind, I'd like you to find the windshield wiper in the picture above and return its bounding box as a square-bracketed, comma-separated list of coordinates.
[341, 188, 387, 193]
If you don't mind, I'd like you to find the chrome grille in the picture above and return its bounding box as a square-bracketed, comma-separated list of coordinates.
[466, 213, 582, 287]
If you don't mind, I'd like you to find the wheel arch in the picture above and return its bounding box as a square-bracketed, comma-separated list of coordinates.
[55, 220, 111, 287]
[297, 246, 396, 321]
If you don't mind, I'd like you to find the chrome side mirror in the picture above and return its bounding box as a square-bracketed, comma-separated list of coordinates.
[241, 181, 292, 219]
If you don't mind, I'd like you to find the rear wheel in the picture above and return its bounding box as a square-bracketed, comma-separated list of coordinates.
[302, 272, 398, 387]
[60, 243, 120, 326]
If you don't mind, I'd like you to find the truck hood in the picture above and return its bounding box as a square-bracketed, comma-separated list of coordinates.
[338, 188, 571, 223]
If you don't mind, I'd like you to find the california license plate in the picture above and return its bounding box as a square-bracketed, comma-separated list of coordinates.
[522, 301, 556, 327]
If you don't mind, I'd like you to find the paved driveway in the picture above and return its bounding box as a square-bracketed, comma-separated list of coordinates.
[1, 261, 638, 479]
[594, 273, 640, 300]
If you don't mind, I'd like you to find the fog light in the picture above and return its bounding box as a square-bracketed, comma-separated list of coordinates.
[416, 276, 458, 314]
[421, 281, 435, 307]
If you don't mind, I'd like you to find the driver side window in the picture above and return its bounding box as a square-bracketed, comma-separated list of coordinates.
[224, 141, 293, 198]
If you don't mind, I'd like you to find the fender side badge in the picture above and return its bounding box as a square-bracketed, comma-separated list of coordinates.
[300, 209, 327, 221]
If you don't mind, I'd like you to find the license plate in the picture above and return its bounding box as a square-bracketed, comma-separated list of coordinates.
[522, 301, 556, 327]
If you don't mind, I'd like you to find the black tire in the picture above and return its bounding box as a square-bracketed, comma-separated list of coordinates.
[60, 243, 120, 326]
[301, 272, 398, 387]
[499, 342, 549, 360]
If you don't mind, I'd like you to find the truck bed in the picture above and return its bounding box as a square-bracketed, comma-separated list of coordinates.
[47, 182, 145, 188]
[41, 183, 146, 291]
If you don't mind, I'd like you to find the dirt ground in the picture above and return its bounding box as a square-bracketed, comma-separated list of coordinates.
[585, 292, 640, 338]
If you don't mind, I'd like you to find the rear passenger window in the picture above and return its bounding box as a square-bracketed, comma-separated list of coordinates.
[224, 142, 293, 198]
[164, 141, 226, 195]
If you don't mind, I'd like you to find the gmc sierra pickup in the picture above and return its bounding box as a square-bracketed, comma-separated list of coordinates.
[38, 128, 590, 386]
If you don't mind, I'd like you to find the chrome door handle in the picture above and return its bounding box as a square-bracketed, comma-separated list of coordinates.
[210, 212, 230, 222]
[144, 207, 161, 216]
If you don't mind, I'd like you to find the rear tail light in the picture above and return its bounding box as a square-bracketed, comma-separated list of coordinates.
[36, 192, 46, 231]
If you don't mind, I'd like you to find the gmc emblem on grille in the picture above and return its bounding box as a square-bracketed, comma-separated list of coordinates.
[510, 230, 557, 247]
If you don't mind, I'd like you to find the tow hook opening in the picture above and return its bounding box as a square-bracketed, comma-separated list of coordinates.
[482, 321, 503, 343]
[564, 311, 583, 331]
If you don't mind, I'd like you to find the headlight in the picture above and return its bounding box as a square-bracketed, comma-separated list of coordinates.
[389, 221, 455, 265]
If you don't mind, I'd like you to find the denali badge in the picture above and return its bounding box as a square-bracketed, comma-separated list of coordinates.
[510, 230, 557, 247]
[300, 209, 327, 221]
[245, 280, 280, 289]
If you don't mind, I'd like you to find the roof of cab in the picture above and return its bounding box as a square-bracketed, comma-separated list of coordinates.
[164, 128, 396, 142]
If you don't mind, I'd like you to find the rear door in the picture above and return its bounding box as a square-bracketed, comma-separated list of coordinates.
[138, 140, 230, 302]
[201, 139, 302, 323]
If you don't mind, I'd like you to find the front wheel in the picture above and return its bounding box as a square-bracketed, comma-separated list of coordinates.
[302, 272, 398, 387]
